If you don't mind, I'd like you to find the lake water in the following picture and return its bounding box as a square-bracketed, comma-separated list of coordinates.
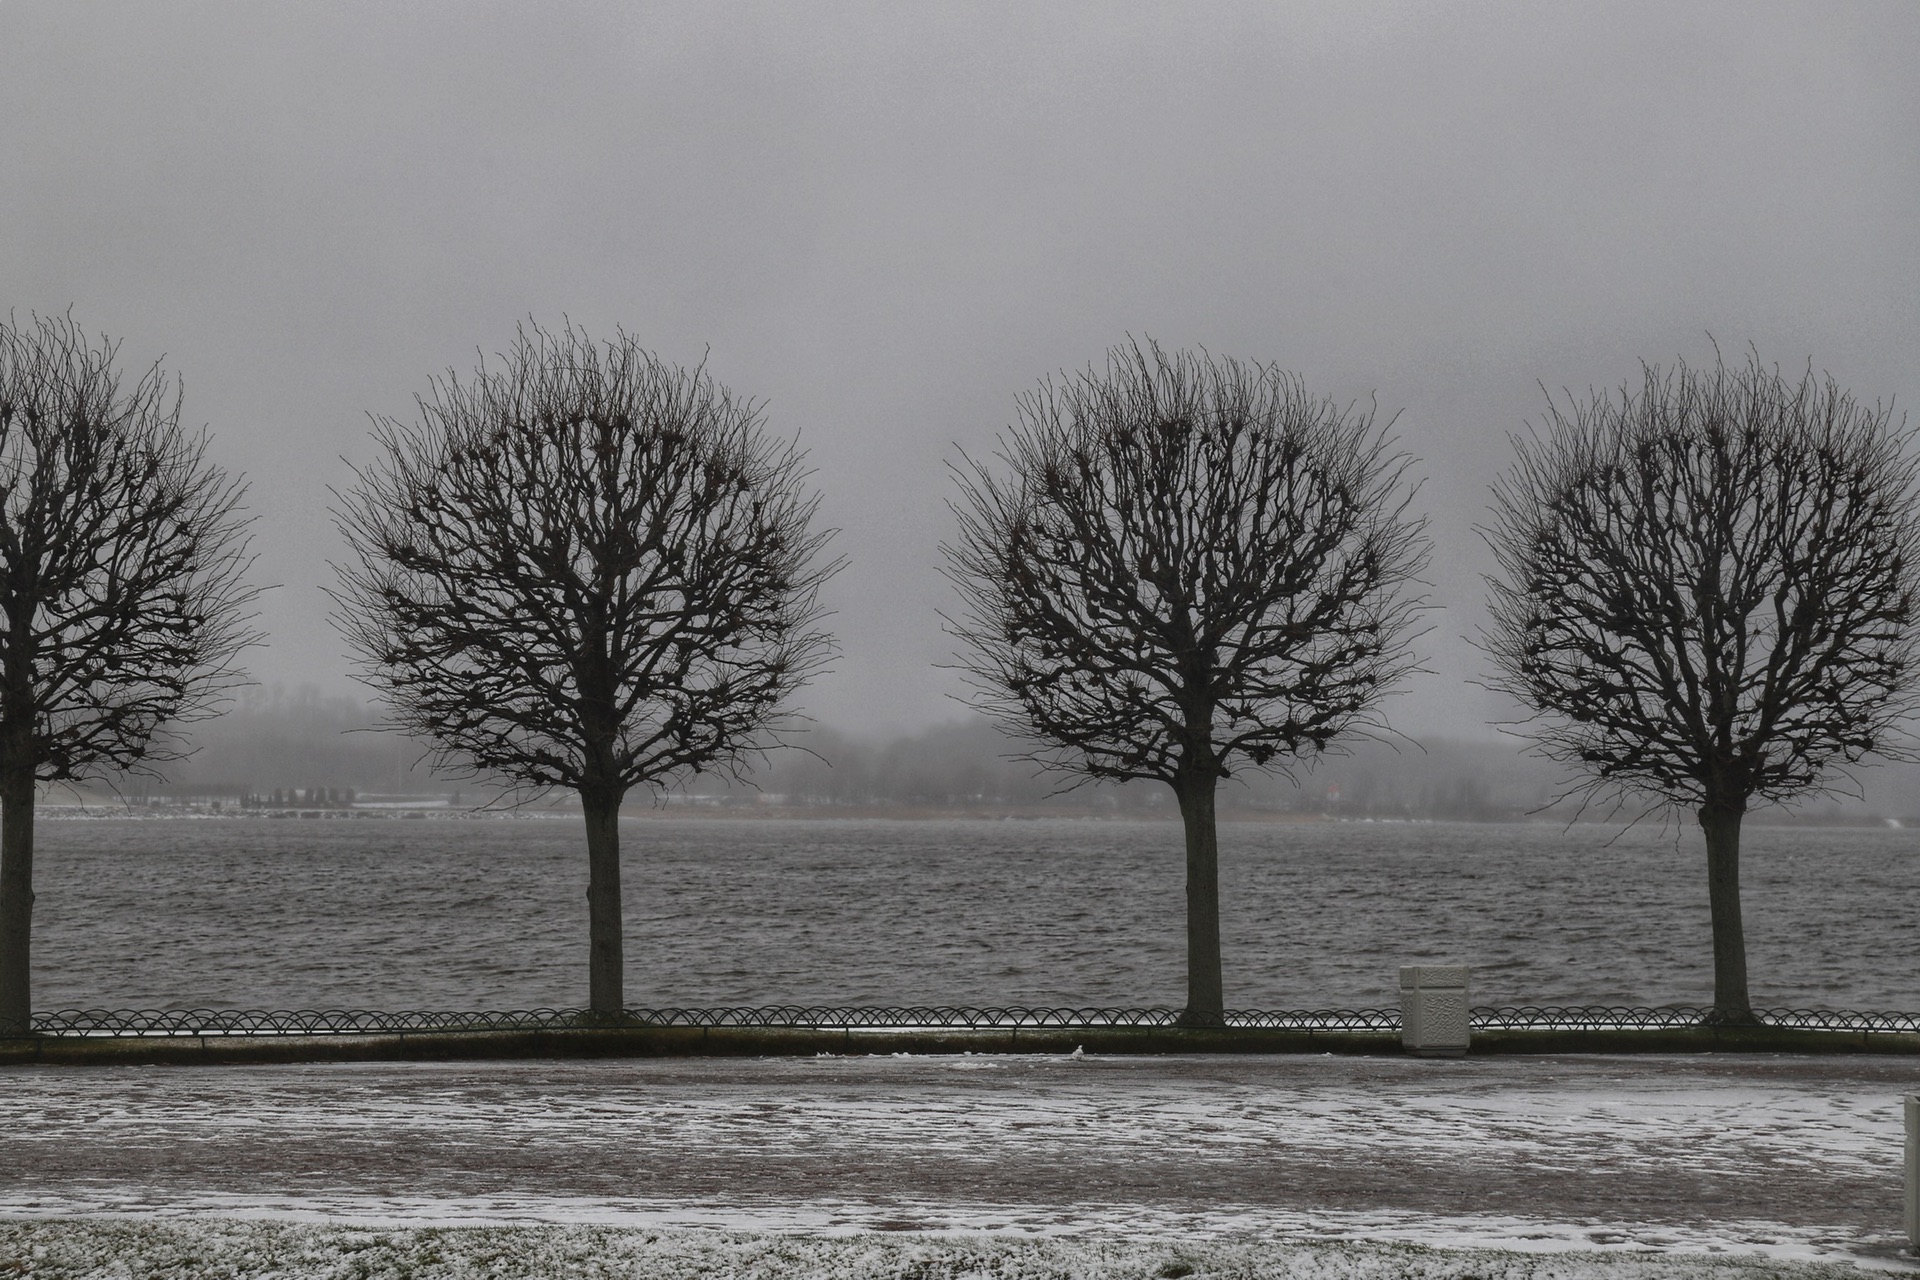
[23, 815, 1920, 1013]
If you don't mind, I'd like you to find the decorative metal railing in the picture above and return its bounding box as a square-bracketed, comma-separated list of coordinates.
[3, 1004, 1915, 1039]
[1471, 1005, 1920, 1033]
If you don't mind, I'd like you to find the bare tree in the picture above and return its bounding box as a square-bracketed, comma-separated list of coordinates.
[0, 314, 257, 1032]
[332, 323, 836, 1019]
[945, 341, 1429, 1023]
[1482, 349, 1920, 1022]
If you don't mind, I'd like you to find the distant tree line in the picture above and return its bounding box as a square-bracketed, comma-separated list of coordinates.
[136, 702, 1566, 821]
[678, 719, 1561, 820]
[2, 315, 1914, 1030]
[110, 684, 451, 798]
[110, 700, 1920, 824]
[132, 698, 1559, 819]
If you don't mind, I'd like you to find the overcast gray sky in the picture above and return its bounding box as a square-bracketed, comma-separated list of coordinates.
[3, 2, 1917, 740]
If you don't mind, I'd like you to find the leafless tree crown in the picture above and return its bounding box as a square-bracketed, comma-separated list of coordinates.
[1481, 350, 1920, 811]
[332, 323, 838, 796]
[0, 313, 258, 779]
[945, 340, 1429, 785]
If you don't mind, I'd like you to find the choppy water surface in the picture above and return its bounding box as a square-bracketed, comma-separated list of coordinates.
[26, 816, 1919, 1011]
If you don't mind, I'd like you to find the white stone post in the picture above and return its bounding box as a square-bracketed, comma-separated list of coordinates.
[1906, 1095, 1918, 1252]
[1399, 965, 1470, 1058]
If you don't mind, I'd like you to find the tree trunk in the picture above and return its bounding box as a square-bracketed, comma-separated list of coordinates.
[581, 788, 625, 1021]
[0, 744, 35, 1034]
[1698, 802, 1755, 1024]
[1173, 772, 1224, 1026]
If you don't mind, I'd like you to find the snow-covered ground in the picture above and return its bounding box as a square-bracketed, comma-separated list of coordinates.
[0, 1219, 1901, 1280]
[2, 1052, 1916, 1276]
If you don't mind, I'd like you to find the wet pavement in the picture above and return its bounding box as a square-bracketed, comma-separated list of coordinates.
[1, 1053, 1916, 1265]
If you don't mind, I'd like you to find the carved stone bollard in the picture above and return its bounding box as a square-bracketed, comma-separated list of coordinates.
[1906, 1095, 1918, 1252]
[1400, 965, 1471, 1057]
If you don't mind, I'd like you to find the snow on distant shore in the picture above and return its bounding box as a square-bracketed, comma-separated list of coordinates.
[1, 1220, 1908, 1280]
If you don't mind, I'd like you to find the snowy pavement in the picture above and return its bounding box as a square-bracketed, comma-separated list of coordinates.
[1, 1052, 1916, 1272]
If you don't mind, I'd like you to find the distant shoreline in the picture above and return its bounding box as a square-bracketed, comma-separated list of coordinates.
[29, 800, 1920, 828]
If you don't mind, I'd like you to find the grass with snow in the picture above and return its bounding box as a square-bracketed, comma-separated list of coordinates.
[0, 1221, 1896, 1280]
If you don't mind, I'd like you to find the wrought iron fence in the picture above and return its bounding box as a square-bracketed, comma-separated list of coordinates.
[1472, 1005, 1920, 1033]
[5, 1004, 1915, 1039]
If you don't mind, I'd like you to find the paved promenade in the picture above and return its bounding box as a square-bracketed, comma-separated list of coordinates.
[2, 1053, 1916, 1267]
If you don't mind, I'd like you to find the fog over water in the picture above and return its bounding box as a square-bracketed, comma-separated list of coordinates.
[4, 4, 1917, 747]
